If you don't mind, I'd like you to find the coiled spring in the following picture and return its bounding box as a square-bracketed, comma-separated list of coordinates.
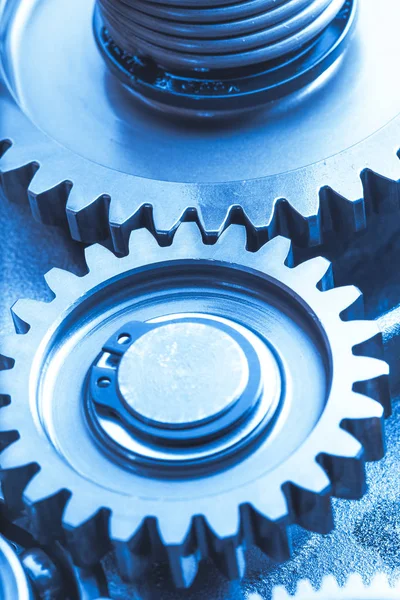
[97, 0, 347, 72]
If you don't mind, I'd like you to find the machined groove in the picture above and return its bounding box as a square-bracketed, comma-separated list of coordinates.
[98, 0, 347, 71]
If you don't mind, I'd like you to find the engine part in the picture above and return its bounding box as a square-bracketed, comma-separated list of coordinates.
[0, 223, 389, 589]
[271, 574, 400, 600]
[95, 0, 353, 113]
[0, 532, 107, 600]
[0, 535, 33, 600]
[0, 0, 399, 252]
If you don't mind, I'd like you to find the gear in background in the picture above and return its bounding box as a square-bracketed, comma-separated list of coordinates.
[270, 574, 400, 600]
[0, 0, 400, 253]
[0, 223, 390, 589]
[0, 530, 107, 599]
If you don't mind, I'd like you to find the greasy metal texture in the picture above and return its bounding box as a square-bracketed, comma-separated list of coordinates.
[118, 321, 250, 427]
[0, 0, 399, 252]
[0, 218, 389, 589]
[20, 548, 64, 600]
[97, 0, 347, 70]
[0, 536, 33, 600]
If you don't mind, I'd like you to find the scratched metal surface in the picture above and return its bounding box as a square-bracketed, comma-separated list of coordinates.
[1, 194, 399, 599]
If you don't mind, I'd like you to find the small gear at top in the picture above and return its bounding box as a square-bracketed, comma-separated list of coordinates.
[0, 0, 399, 251]
[0, 223, 390, 588]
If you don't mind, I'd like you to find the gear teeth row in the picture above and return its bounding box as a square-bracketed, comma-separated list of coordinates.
[0, 223, 390, 588]
[1, 133, 400, 254]
[272, 573, 400, 599]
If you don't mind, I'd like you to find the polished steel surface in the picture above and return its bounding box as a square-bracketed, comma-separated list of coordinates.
[97, 0, 346, 69]
[0, 218, 388, 590]
[0, 536, 33, 600]
[118, 320, 250, 427]
[0, 0, 399, 250]
[1, 189, 400, 597]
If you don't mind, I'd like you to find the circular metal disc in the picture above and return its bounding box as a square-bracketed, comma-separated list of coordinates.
[117, 321, 249, 429]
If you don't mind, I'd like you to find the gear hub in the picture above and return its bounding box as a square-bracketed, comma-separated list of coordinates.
[0, 224, 390, 588]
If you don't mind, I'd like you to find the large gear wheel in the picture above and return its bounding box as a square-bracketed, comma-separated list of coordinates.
[0, 223, 389, 589]
[0, 0, 400, 252]
[272, 574, 400, 600]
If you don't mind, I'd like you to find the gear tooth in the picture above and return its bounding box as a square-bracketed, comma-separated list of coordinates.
[127, 227, 160, 258]
[216, 223, 247, 251]
[0, 437, 30, 470]
[346, 320, 381, 348]
[241, 503, 290, 562]
[271, 585, 290, 600]
[27, 164, 64, 196]
[111, 516, 153, 583]
[325, 427, 363, 458]
[296, 579, 316, 596]
[292, 461, 331, 495]
[66, 187, 111, 244]
[353, 356, 389, 382]
[84, 243, 117, 272]
[323, 286, 363, 319]
[0, 368, 16, 395]
[341, 392, 385, 461]
[24, 478, 71, 544]
[317, 575, 340, 597]
[362, 160, 400, 215]
[345, 572, 364, 590]
[352, 357, 390, 418]
[329, 172, 364, 205]
[167, 548, 200, 589]
[369, 573, 390, 591]
[0, 139, 12, 159]
[320, 186, 367, 235]
[44, 267, 80, 295]
[211, 539, 246, 581]
[345, 391, 384, 420]
[171, 221, 204, 249]
[318, 429, 366, 499]
[158, 516, 201, 587]
[23, 470, 64, 507]
[292, 257, 333, 290]
[152, 199, 188, 238]
[0, 142, 37, 175]
[63, 499, 111, 567]
[197, 201, 230, 238]
[257, 236, 292, 272]
[283, 478, 333, 534]
[109, 200, 153, 256]
[270, 197, 319, 247]
[111, 511, 154, 549]
[10, 300, 41, 333]
[28, 166, 72, 228]
[201, 507, 245, 580]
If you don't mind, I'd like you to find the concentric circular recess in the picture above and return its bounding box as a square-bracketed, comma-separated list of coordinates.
[1, 0, 400, 251]
[0, 536, 33, 600]
[0, 224, 389, 588]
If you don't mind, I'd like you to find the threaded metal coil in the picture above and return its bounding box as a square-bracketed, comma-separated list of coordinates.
[97, 0, 347, 71]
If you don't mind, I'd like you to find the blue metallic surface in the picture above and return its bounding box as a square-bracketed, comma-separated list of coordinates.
[1, 192, 400, 598]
